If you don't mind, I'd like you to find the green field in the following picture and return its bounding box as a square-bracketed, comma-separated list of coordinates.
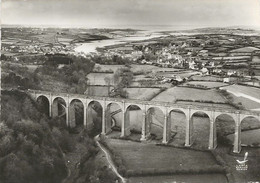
[152, 87, 226, 103]
[156, 70, 200, 78]
[124, 87, 162, 100]
[227, 129, 260, 145]
[128, 174, 227, 183]
[93, 64, 126, 72]
[130, 64, 180, 73]
[87, 73, 114, 85]
[183, 81, 228, 88]
[191, 75, 223, 82]
[220, 84, 260, 110]
[252, 56, 260, 63]
[221, 84, 260, 100]
[229, 93, 260, 110]
[106, 139, 218, 171]
[215, 146, 260, 183]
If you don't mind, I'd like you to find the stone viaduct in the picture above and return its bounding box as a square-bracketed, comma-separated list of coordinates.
[27, 90, 260, 154]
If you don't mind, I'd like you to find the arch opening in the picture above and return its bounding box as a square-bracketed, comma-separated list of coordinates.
[240, 116, 260, 147]
[52, 97, 67, 117]
[69, 99, 84, 129]
[168, 109, 186, 146]
[215, 114, 236, 148]
[124, 105, 142, 140]
[106, 103, 123, 137]
[87, 101, 103, 135]
[190, 111, 210, 149]
[36, 95, 50, 116]
[146, 107, 165, 142]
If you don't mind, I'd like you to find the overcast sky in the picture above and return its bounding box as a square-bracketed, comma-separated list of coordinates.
[2, 0, 260, 29]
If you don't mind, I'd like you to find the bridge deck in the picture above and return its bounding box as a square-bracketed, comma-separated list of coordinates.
[28, 89, 260, 116]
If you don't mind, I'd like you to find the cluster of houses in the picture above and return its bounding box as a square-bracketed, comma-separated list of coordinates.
[3, 28, 260, 86]
[99, 34, 260, 80]
[2, 42, 75, 56]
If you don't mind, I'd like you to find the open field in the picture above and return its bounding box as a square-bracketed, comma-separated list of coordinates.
[93, 64, 126, 72]
[105, 139, 227, 183]
[152, 87, 227, 103]
[128, 174, 227, 183]
[130, 64, 181, 73]
[190, 75, 240, 83]
[215, 146, 260, 183]
[132, 74, 152, 81]
[85, 86, 111, 96]
[124, 87, 162, 100]
[227, 129, 260, 145]
[191, 75, 224, 82]
[220, 84, 260, 100]
[176, 101, 234, 109]
[220, 84, 260, 110]
[156, 70, 200, 78]
[106, 139, 219, 171]
[182, 81, 229, 88]
[229, 93, 260, 110]
[130, 64, 163, 73]
[241, 81, 260, 87]
[252, 56, 260, 63]
[32, 33, 57, 44]
[87, 73, 114, 85]
[212, 56, 251, 60]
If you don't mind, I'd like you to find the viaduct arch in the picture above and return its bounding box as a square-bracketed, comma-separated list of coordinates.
[31, 90, 260, 154]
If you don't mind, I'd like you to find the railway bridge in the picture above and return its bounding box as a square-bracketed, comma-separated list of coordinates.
[27, 90, 260, 153]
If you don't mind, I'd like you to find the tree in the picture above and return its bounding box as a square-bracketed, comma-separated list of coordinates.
[111, 68, 133, 98]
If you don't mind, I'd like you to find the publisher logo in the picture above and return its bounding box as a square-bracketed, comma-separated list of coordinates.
[236, 152, 248, 171]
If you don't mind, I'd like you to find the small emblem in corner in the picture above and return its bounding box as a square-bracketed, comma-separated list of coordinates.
[236, 152, 248, 171]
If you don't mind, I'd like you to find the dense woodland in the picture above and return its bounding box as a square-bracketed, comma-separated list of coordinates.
[0, 90, 116, 183]
[2, 54, 95, 93]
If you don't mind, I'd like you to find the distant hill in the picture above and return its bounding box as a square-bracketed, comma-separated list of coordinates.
[165, 27, 260, 36]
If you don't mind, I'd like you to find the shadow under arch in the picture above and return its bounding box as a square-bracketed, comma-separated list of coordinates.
[106, 102, 123, 136]
[52, 97, 67, 118]
[69, 99, 84, 128]
[190, 111, 210, 149]
[36, 95, 50, 116]
[240, 116, 260, 146]
[215, 114, 236, 148]
[124, 104, 143, 139]
[146, 107, 165, 142]
[87, 100, 103, 135]
[168, 109, 187, 146]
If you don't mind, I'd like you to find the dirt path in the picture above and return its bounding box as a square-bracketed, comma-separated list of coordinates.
[95, 136, 127, 183]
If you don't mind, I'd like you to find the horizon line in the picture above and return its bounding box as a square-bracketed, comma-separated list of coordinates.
[2, 23, 260, 30]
